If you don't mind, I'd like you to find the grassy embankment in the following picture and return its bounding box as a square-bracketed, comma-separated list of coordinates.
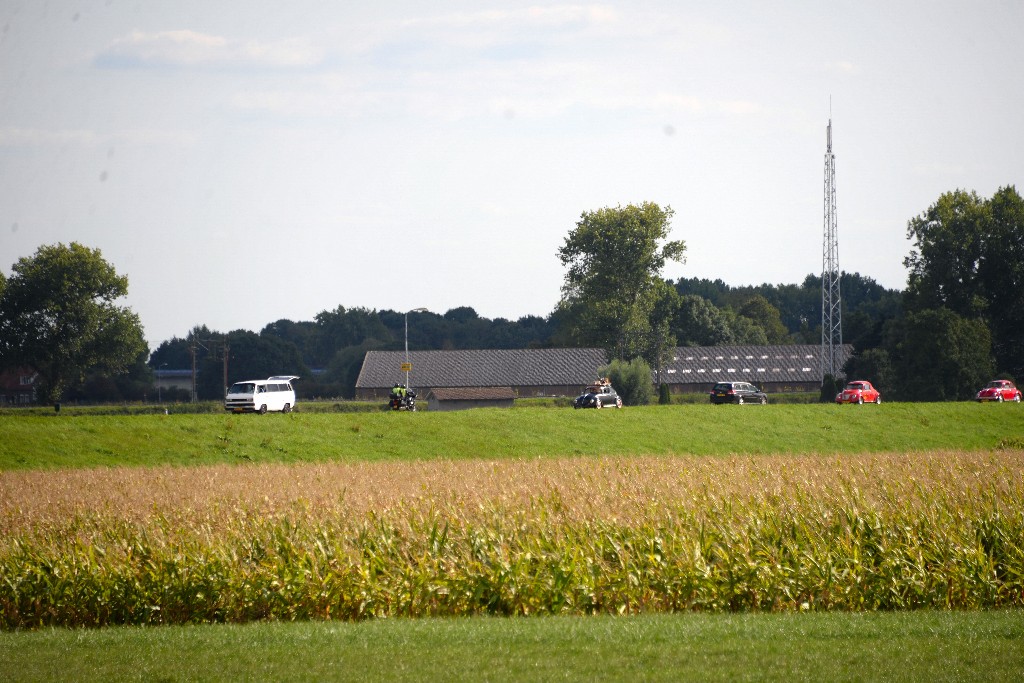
[2, 401, 1022, 470]
[0, 390, 820, 417]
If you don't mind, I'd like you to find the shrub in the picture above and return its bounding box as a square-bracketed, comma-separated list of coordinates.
[820, 374, 841, 403]
[600, 358, 653, 406]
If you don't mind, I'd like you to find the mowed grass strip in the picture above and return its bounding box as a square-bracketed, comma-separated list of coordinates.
[2, 611, 1023, 683]
[2, 402, 1023, 470]
[2, 451, 1022, 627]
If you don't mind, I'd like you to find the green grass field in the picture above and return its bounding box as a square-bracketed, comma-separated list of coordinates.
[2, 611, 1022, 682]
[2, 403, 1023, 680]
[2, 402, 1023, 470]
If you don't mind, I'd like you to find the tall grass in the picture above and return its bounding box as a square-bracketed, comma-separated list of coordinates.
[2, 451, 1021, 628]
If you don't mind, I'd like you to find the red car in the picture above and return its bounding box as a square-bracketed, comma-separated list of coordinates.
[975, 380, 1022, 403]
[835, 380, 881, 404]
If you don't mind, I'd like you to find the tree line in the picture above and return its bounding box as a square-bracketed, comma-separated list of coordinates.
[1, 186, 1020, 403]
[845, 186, 1024, 400]
[144, 267, 907, 401]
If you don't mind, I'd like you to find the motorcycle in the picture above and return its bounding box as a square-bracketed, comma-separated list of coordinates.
[388, 389, 417, 411]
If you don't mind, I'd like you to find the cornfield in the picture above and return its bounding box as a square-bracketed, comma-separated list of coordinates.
[2, 450, 1022, 628]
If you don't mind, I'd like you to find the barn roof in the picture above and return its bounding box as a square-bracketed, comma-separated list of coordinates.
[356, 345, 853, 390]
[357, 348, 607, 389]
[661, 344, 853, 384]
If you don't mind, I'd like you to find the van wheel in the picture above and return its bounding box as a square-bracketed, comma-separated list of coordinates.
[258, 404, 267, 414]
[283, 403, 291, 413]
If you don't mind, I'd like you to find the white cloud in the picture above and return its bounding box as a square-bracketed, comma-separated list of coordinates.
[230, 85, 384, 119]
[195, 5, 741, 124]
[402, 4, 619, 31]
[0, 126, 195, 149]
[0, 127, 100, 147]
[97, 30, 324, 69]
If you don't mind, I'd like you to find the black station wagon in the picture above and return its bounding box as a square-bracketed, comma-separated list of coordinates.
[709, 381, 767, 405]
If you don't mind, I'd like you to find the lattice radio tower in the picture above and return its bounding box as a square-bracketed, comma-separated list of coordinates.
[821, 117, 842, 381]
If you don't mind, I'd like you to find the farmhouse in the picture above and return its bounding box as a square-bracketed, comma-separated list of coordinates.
[0, 368, 37, 405]
[354, 344, 853, 400]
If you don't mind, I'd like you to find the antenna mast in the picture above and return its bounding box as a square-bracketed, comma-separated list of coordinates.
[821, 116, 842, 381]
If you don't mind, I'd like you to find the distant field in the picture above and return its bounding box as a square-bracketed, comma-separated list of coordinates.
[1, 402, 1023, 470]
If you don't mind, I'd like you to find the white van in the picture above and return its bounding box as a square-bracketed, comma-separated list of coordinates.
[224, 376, 299, 414]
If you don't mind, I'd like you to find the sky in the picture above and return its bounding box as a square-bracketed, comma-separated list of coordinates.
[1, 1, 1021, 348]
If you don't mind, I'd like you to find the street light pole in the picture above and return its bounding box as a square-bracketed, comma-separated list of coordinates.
[404, 307, 428, 389]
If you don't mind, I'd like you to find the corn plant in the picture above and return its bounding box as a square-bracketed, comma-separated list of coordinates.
[2, 450, 1022, 628]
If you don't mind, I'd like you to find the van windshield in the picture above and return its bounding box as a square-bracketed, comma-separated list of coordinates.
[228, 383, 256, 395]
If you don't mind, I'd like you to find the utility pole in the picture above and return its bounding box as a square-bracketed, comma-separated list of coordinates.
[189, 341, 197, 403]
[224, 341, 230, 394]
[188, 335, 230, 402]
[404, 308, 427, 389]
[821, 116, 842, 382]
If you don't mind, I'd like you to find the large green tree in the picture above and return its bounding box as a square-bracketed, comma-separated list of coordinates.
[556, 202, 686, 363]
[983, 186, 1024, 380]
[669, 294, 771, 347]
[314, 307, 393, 364]
[904, 186, 1024, 379]
[66, 349, 153, 403]
[643, 280, 681, 380]
[904, 189, 990, 316]
[671, 294, 734, 346]
[0, 243, 146, 404]
[886, 308, 993, 401]
[738, 295, 792, 344]
[674, 272, 901, 347]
